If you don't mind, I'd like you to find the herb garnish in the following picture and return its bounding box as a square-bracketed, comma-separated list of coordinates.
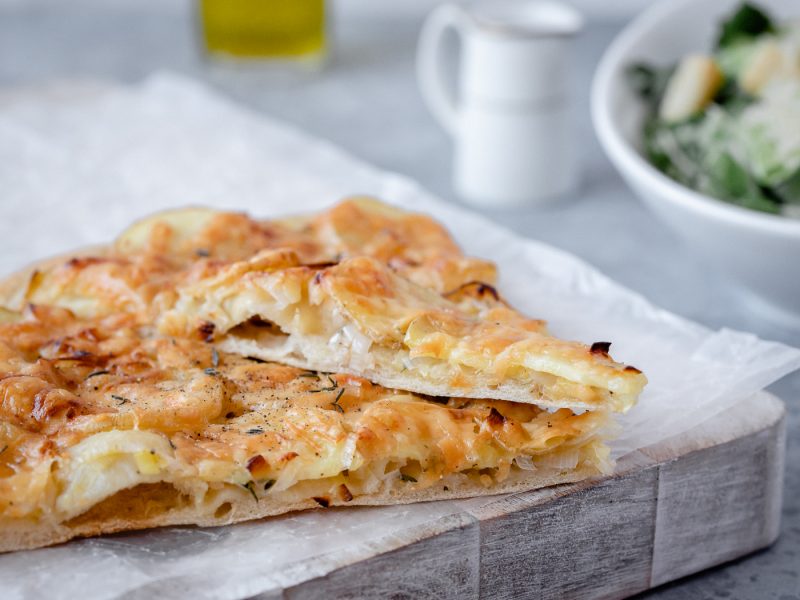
[263, 479, 276, 491]
[246, 428, 264, 435]
[299, 371, 320, 379]
[204, 367, 219, 376]
[242, 480, 258, 502]
[331, 387, 345, 413]
[111, 394, 129, 405]
[400, 473, 418, 483]
[310, 375, 337, 393]
[86, 370, 110, 379]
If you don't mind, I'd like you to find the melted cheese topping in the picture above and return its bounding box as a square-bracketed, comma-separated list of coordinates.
[0, 307, 610, 523]
[306, 198, 497, 293]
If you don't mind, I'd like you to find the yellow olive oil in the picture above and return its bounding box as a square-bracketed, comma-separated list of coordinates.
[200, 0, 325, 59]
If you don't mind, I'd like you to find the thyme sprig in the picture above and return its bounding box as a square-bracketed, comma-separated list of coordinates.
[331, 387, 345, 413]
[242, 480, 258, 502]
[86, 370, 110, 379]
[310, 375, 337, 393]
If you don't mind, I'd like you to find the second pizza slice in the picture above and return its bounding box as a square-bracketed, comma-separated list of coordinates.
[160, 249, 646, 413]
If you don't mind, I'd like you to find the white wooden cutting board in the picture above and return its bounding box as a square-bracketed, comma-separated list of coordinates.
[232, 392, 785, 600]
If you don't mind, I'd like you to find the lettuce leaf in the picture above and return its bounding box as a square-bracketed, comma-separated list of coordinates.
[716, 3, 775, 50]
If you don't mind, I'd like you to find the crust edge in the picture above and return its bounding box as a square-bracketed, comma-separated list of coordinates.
[0, 465, 599, 553]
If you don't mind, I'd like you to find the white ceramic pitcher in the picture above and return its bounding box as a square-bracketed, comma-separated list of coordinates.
[417, 0, 584, 208]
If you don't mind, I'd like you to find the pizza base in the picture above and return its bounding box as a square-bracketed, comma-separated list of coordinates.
[0, 465, 598, 553]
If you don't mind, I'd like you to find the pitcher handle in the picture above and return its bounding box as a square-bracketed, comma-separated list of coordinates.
[416, 4, 467, 135]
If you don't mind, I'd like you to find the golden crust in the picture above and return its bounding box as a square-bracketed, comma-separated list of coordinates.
[1, 465, 599, 553]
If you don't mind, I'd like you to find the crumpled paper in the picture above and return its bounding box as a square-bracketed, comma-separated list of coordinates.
[0, 74, 798, 600]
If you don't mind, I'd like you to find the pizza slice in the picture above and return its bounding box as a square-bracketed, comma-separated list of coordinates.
[113, 197, 497, 292]
[160, 250, 646, 413]
[0, 305, 612, 552]
[1, 199, 496, 319]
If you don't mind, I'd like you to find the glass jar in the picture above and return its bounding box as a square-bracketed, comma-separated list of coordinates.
[199, 0, 325, 61]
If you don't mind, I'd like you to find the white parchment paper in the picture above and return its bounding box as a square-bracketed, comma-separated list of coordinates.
[0, 74, 798, 599]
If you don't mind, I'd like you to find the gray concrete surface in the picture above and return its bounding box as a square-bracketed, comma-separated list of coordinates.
[0, 3, 797, 598]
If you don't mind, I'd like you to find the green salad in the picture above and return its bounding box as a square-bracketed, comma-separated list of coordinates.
[628, 3, 800, 217]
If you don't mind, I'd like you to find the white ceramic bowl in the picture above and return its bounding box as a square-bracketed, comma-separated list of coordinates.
[592, 0, 800, 325]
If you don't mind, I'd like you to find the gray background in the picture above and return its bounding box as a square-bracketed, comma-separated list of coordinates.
[1, 3, 798, 599]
